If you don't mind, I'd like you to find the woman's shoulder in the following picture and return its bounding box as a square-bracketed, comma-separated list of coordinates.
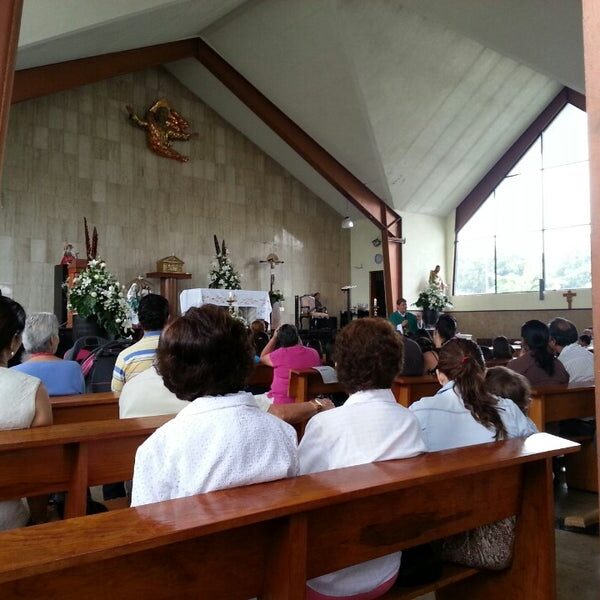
[410, 384, 460, 412]
[2, 367, 41, 390]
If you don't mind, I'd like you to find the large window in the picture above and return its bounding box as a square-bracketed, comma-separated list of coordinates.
[455, 103, 591, 295]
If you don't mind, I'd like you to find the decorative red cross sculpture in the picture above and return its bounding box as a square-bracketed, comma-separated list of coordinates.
[563, 290, 577, 309]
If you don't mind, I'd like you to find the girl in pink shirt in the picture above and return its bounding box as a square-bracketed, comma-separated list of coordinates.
[260, 324, 321, 404]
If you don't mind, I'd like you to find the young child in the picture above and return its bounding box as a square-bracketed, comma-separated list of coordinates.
[485, 366, 531, 416]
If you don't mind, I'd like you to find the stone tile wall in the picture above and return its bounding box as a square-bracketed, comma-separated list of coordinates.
[0, 67, 350, 320]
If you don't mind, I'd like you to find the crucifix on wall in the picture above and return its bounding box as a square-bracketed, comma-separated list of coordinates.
[563, 290, 577, 309]
[260, 253, 284, 292]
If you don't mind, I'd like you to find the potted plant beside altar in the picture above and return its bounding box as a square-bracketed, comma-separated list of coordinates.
[414, 284, 453, 327]
[208, 236, 241, 290]
[67, 259, 133, 339]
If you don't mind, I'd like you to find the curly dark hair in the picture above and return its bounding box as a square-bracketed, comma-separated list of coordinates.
[0, 296, 26, 353]
[138, 294, 170, 331]
[438, 338, 507, 440]
[156, 304, 254, 401]
[334, 318, 403, 393]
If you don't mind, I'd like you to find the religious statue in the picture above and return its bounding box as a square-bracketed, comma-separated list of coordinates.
[260, 252, 284, 293]
[429, 264, 447, 291]
[126, 99, 196, 162]
[126, 276, 153, 316]
[60, 242, 77, 266]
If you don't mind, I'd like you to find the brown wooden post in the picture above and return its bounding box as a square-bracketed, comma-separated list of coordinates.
[0, 0, 22, 183]
[582, 0, 600, 515]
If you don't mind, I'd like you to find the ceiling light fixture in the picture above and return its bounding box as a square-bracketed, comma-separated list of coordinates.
[341, 216, 354, 229]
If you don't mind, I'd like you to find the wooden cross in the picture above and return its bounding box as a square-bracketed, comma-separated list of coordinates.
[563, 290, 577, 309]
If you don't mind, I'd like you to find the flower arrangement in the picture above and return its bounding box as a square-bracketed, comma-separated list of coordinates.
[67, 259, 133, 337]
[209, 235, 241, 290]
[269, 289, 284, 305]
[414, 284, 453, 312]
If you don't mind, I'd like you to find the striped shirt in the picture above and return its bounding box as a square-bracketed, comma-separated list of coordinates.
[111, 331, 161, 393]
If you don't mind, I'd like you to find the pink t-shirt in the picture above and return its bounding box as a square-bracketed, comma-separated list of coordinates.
[268, 345, 321, 404]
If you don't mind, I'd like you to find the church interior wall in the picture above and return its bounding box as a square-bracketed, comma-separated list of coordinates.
[0, 67, 350, 320]
[444, 212, 592, 338]
[350, 212, 446, 311]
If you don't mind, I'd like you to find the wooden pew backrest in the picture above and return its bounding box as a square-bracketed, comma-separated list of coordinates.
[0, 416, 171, 518]
[0, 433, 578, 600]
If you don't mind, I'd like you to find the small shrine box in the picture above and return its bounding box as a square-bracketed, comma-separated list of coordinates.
[156, 255, 185, 274]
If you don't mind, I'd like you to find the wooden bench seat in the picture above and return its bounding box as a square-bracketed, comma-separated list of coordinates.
[50, 392, 120, 424]
[529, 383, 595, 431]
[289, 369, 440, 407]
[0, 434, 578, 599]
[0, 416, 171, 518]
[48, 365, 274, 424]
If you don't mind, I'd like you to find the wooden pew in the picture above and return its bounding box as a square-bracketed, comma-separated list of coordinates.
[50, 392, 119, 424]
[288, 368, 345, 403]
[247, 362, 273, 388]
[529, 382, 596, 493]
[289, 369, 440, 408]
[0, 434, 578, 599]
[48, 365, 274, 424]
[529, 383, 595, 432]
[392, 375, 440, 407]
[0, 416, 171, 518]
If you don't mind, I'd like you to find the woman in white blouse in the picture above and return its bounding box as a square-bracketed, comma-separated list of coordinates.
[0, 296, 52, 530]
[131, 305, 298, 506]
[298, 318, 426, 600]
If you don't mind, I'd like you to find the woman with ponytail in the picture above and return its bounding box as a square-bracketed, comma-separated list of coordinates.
[410, 338, 535, 451]
[507, 320, 568, 386]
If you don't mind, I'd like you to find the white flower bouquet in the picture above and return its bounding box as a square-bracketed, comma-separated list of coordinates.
[67, 259, 133, 337]
[414, 284, 453, 312]
[208, 235, 241, 290]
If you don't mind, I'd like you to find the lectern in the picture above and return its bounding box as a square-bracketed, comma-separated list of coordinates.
[146, 272, 192, 316]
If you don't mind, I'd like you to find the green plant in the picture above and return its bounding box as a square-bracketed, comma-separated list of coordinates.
[269, 289, 284, 305]
[67, 259, 133, 337]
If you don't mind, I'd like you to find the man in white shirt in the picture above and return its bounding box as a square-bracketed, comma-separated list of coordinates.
[548, 318, 595, 383]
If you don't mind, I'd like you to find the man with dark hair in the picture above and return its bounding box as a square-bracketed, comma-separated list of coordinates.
[111, 294, 170, 392]
[389, 298, 418, 334]
[548, 317, 594, 383]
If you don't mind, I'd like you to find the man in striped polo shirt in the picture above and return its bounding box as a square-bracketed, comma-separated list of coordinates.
[111, 294, 170, 392]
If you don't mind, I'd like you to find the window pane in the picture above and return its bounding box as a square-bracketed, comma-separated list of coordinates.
[458, 194, 496, 241]
[543, 162, 590, 229]
[544, 226, 591, 290]
[542, 104, 588, 168]
[495, 172, 542, 233]
[496, 232, 542, 293]
[454, 238, 495, 295]
[508, 138, 541, 176]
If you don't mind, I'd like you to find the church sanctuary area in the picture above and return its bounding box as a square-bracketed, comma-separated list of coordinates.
[0, 1, 598, 599]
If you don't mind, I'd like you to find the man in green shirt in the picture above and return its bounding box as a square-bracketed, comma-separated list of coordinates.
[389, 298, 418, 334]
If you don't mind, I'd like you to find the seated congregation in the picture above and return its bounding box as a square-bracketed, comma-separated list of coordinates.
[0, 290, 592, 598]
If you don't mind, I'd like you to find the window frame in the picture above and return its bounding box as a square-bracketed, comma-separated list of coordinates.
[453, 87, 587, 296]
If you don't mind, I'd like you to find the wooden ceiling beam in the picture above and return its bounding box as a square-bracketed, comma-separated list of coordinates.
[12, 38, 197, 104]
[0, 0, 23, 183]
[194, 38, 403, 310]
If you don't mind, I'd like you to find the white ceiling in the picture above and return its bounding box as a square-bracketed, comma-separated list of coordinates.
[16, 0, 583, 219]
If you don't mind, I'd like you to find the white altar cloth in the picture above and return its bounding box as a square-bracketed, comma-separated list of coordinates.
[180, 289, 272, 324]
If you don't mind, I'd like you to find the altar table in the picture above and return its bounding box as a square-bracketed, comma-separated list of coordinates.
[180, 288, 271, 324]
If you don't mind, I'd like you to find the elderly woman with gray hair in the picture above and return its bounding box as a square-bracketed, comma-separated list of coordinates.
[11, 312, 85, 396]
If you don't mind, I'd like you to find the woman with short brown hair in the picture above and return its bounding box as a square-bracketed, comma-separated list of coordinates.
[131, 305, 298, 506]
[299, 318, 425, 599]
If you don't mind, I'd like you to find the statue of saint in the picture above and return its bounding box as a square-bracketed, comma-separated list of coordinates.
[429, 265, 446, 291]
[60, 243, 77, 266]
